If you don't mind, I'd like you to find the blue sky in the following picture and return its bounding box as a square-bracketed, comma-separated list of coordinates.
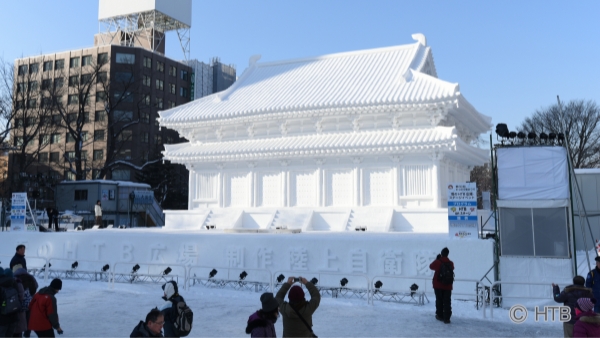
[1, 0, 598, 134]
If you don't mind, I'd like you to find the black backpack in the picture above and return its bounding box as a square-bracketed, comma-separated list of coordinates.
[437, 262, 454, 285]
[0, 285, 20, 315]
[172, 300, 193, 337]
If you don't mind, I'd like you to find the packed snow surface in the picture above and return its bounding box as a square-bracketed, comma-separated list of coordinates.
[50, 279, 561, 337]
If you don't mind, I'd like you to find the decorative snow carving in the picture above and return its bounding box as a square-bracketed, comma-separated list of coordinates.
[314, 119, 323, 134]
[227, 246, 244, 268]
[428, 109, 448, 126]
[150, 244, 167, 263]
[351, 117, 361, 132]
[381, 250, 403, 275]
[390, 155, 403, 163]
[391, 115, 402, 129]
[37, 243, 52, 258]
[215, 127, 223, 141]
[429, 152, 444, 162]
[178, 243, 199, 266]
[280, 121, 288, 136]
[258, 248, 273, 268]
[92, 241, 105, 261]
[290, 247, 309, 271]
[247, 124, 255, 138]
[415, 251, 437, 276]
[247, 161, 257, 169]
[411, 33, 427, 46]
[352, 157, 363, 164]
[279, 159, 290, 167]
[122, 243, 134, 262]
[350, 249, 367, 274]
[248, 54, 262, 67]
[64, 241, 77, 259]
[320, 248, 339, 272]
[314, 158, 326, 166]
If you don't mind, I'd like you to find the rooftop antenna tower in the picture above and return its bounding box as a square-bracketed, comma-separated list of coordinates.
[98, 0, 192, 60]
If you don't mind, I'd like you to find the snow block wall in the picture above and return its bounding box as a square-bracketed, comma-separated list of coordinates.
[0, 231, 494, 298]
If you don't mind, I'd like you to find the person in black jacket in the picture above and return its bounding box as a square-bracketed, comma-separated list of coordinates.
[553, 275, 594, 337]
[159, 281, 186, 337]
[131, 308, 164, 337]
[0, 267, 18, 337]
[10, 244, 27, 271]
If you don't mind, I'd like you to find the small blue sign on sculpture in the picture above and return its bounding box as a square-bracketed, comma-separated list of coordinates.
[133, 191, 154, 205]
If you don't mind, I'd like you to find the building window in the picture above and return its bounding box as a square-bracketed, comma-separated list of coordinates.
[18, 65, 28, 75]
[40, 134, 49, 145]
[54, 77, 64, 88]
[116, 53, 135, 64]
[28, 81, 38, 91]
[114, 110, 133, 122]
[68, 95, 79, 105]
[113, 92, 133, 103]
[143, 94, 150, 106]
[26, 117, 36, 126]
[143, 56, 152, 68]
[68, 76, 79, 87]
[29, 63, 39, 74]
[81, 74, 92, 84]
[95, 111, 106, 122]
[41, 79, 51, 90]
[27, 99, 37, 108]
[112, 169, 130, 180]
[55, 59, 64, 70]
[67, 113, 77, 123]
[43, 61, 53, 72]
[143, 75, 151, 87]
[14, 137, 23, 147]
[169, 100, 176, 108]
[115, 72, 133, 83]
[51, 133, 61, 144]
[50, 152, 59, 163]
[97, 72, 107, 83]
[169, 66, 176, 76]
[154, 134, 162, 145]
[94, 130, 105, 141]
[74, 189, 88, 201]
[141, 132, 149, 143]
[65, 151, 76, 159]
[141, 111, 150, 123]
[82, 55, 92, 66]
[83, 112, 90, 123]
[64, 170, 76, 181]
[117, 148, 131, 160]
[93, 150, 103, 160]
[180, 87, 188, 98]
[38, 152, 48, 163]
[70, 57, 80, 68]
[16, 83, 26, 93]
[15, 101, 24, 109]
[66, 133, 75, 143]
[96, 91, 107, 102]
[117, 130, 132, 142]
[157, 61, 164, 72]
[92, 169, 101, 179]
[41, 97, 52, 108]
[52, 115, 62, 125]
[98, 53, 108, 65]
[155, 97, 163, 109]
[180, 70, 188, 80]
[155, 79, 163, 90]
[81, 131, 88, 141]
[169, 83, 176, 94]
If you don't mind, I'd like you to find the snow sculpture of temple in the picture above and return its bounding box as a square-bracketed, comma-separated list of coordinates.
[159, 34, 492, 232]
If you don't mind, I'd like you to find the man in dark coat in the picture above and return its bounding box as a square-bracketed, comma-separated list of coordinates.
[553, 276, 593, 337]
[10, 244, 27, 271]
[159, 281, 187, 337]
[131, 308, 164, 337]
[585, 256, 600, 313]
[429, 247, 454, 324]
[0, 267, 18, 337]
[28, 278, 63, 337]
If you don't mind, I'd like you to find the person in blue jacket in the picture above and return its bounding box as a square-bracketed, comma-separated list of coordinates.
[585, 256, 600, 313]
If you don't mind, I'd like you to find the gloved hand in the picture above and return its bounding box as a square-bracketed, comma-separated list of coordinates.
[436, 254, 441, 260]
[57, 328, 63, 335]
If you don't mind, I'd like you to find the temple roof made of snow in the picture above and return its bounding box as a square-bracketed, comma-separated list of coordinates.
[159, 34, 491, 134]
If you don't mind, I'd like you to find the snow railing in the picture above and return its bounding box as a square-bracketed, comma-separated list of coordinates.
[487, 280, 573, 319]
[273, 271, 371, 304]
[111, 262, 188, 289]
[186, 266, 272, 292]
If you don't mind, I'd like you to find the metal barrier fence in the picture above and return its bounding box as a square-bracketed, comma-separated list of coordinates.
[0, 254, 50, 282]
[487, 280, 573, 318]
[47, 258, 112, 283]
[273, 271, 371, 304]
[187, 266, 272, 293]
[111, 262, 188, 289]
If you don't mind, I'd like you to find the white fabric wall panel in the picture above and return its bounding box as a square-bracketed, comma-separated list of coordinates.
[194, 172, 218, 200]
[365, 169, 393, 206]
[259, 172, 281, 207]
[402, 165, 431, 196]
[292, 171, 317, 207]
[497, 147, 569, 200]
[227, 173, 250, 207]
[327, 170, 353, 206]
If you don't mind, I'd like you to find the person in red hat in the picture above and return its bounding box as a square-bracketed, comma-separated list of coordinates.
[275, 276, 320, 337]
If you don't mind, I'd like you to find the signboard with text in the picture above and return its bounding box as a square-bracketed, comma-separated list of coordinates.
[10, 193, 27, 232]
[447, 182, 478, 239]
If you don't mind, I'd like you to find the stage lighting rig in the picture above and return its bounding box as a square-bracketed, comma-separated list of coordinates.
[277, 274, 285, 283]
[540, 132, 548, 143]
[410, 283, 419, 297]
[558, 133, 565, 145]
[71, 261, 78, 270]
[131, 264, 140, 274]
[340, 278, 348, 287]
[239, 271, 248, 280]
[310, 277, 318, 285]
[209, 269, 218, 278]
[163, 267, 172, 276]
[101, 264, 110, 272]
[374, 280, 383, 289]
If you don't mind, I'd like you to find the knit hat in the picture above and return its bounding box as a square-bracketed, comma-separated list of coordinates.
[162, 281, 178, 300]
[50, 278, 62, 291]
[288, 285, 305, 303]
[4, 268, 13, 278]
[260, 292, 279, 312]
[14, 268, 27, 276]
[577, 298, 595, 312]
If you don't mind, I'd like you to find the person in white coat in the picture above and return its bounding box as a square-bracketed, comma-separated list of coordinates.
[95, 200, 102, 227]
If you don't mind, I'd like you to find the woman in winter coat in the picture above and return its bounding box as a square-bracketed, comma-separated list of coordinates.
[573, 298, 600, 337]
[245, 292, 279, 338]
[275, 277, 320, 338]
[14, 268, 38, 338]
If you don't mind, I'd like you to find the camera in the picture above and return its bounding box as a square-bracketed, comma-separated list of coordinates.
[293, 277, 300, 282]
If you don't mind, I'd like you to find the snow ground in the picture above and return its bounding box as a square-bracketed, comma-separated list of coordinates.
[51, 279, 562, 337]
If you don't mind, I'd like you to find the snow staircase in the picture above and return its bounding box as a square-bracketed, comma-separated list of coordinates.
[201, 210, 214, 229]
[345, 210, 357, 231]
[345, 208, 394, 232]
[270, 209, 311, 230]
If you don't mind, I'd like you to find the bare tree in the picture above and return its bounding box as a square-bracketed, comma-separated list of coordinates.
[520, 99, 600, 168]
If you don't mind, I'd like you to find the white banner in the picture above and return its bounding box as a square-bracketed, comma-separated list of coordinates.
[10, 193, 27, 232]
[447, 182, 478, 239]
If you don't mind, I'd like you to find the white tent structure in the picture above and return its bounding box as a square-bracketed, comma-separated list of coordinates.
[159, 34, 492, 231]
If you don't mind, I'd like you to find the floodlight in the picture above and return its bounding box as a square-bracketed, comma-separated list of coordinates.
[101, 264, 110, 272]
[240, 271, 248, 280]
[132, 264, 140, 273]
[71, 261, 78, 270]
[374, 280, 383, 289]
[310, 277, 318, 285]
[277, 274, 285, 283]
[340, 278, 348, 287]
[163, 267, 172, 276]
[410, 283, 419, 296]
[41, 263, 52, 271]
[209, 269, 218, 278]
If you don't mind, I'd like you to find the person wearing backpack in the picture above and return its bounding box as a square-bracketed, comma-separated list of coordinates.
[585, 257, 600, 313]
[159, 281, 192, 337]
[0, 267, 20, 337]
[429, 247, 454, 324]
[245, 292, 280, 337]
[14, 268, 37, 338]
[275, 276, 321, 338]
[28, 278, 63, 337]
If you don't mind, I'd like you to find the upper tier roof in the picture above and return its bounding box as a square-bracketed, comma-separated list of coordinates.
[159, 34, 491, 133]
